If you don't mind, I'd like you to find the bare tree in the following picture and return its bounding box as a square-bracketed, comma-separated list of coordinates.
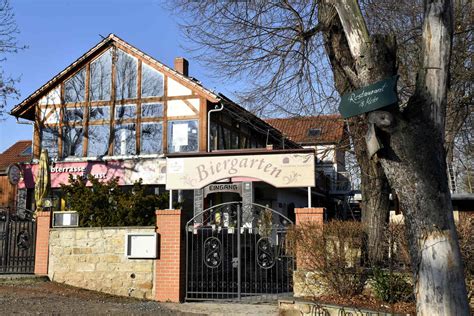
[0, 0, 24, 119]
[170, 0, 471, 313]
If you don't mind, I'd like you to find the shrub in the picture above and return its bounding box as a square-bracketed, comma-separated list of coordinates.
[60, 175, 168, 227]
[371, 267, 413, 303]
[288, 220, 367, 297]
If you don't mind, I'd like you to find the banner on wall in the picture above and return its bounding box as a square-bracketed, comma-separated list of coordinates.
[166, 152, 315, 190]
[19, 158, 167, 189]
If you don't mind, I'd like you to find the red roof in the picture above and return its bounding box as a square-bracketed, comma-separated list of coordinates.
[0, 140, 32, 172]
[265, 115, 345, 145]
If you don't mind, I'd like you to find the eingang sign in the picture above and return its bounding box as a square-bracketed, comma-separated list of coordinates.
[166, 152, 315, 189]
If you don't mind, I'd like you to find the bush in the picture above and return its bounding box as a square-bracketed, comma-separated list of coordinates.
[371, 268, 413, 303]
[288, 220, 367, 297]
[60, 175, 168, 227]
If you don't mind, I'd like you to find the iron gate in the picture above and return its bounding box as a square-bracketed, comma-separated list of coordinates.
[185, 202, 294, 300]
[0, 208, 36, 274]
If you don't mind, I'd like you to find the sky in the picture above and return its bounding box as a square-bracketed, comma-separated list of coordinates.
[0, 0, 226, 152]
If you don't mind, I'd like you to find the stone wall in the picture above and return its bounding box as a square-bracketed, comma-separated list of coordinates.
[48, 227, 155, 299]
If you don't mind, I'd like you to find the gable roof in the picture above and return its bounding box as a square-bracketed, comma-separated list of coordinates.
[10, 34, 219, 119]
[0, 140, 32, 172]
[264, 115, 346, 145]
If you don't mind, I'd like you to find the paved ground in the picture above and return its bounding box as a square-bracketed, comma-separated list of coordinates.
[0, 276, 278, 315]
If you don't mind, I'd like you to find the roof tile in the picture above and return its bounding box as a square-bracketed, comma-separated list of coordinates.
[0, 140, 32, 172]
[265, 115, 345, 144]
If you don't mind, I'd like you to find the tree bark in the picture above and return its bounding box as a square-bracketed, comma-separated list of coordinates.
[331, 0, 470, 314]
[319, 3, 391, 265]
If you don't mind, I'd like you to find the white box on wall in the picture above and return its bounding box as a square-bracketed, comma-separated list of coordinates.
[52, 211, 79, 227]
[125, 233, 158, 259]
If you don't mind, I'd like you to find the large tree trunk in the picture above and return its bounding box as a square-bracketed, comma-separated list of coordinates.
[328, 0, 470, 314]
[319, 4, 391, 265]
[354, 122, 390, 265]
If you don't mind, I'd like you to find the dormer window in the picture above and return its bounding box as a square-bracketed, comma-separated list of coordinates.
[21, 146, 32, 156]
[308, 128, 321, 137]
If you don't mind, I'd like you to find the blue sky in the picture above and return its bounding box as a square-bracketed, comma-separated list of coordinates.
[0, 0, 226, 152]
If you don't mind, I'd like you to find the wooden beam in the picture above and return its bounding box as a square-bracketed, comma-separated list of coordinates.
[199, 98, 207, 152]
[58, 83, 65, 158]
[83, 63, 91, 157]
[136, 60, 142, 154]
[163, 75, 168, 154]
[108, 46, 117, 156]
[183, 99, 200, 115]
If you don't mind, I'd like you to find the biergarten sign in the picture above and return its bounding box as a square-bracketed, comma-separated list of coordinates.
[338, 76, 398, 118]
[166, 152, 315, 190]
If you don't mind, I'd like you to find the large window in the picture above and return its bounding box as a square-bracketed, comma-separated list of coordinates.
[141, 122, 163, 154]
[64, 106, 84, 122]
[114, 124, 136, 156]
[64, 68, 86, 103]
[141, 63, 164, 97]
[115, 49, 137, 100]
[62, 126, 84, 158]
[89, 105, 110, 121]
[141, 102, 163, 117]
[167, 120, 198, 153]
[38, 46, 176, 159]
[115, 104, 136, 120]
[41, 127, 59, 158]
[90, 50, 112, 101]
[88, 124, 110, 157]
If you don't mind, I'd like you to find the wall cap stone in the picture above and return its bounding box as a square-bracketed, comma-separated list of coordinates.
[36, 211, 51, 218]
[295, 207, 325, 215]
[155, 209, 182, 216]
[50, 226, 155, 231]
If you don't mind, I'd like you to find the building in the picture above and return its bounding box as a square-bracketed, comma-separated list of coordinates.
[9, 34, 346, 219]
[5, 34, 371, 301]
[7, 34, 330, 217]
[265, 115, 350, 194]
[0, 140, 32, 211]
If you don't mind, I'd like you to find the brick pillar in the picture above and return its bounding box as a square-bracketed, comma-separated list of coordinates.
[34, 211, 51, 275]
[295, 207, 325, 226]
[294, 208, 325, 270]
[155, 209, 184, 302]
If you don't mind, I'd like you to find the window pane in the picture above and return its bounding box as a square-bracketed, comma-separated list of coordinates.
[141, 103, 163, 118]
[41, 127, 59, 158]
[141, 63, 164, 97]
[141, 122, 162, 154]
[167, 120, 198, 153]
[64, 68, 86, 103]
[88, 124, 110, 157]
[90, 50, 112, 101]
[114, 124, 136, 156]
[89, 105, 110, 121]
[64, 106, 84, 123]
[115, 104, 136, 120]
[62, 126, 84, 158]
[115, 49, 137, 100]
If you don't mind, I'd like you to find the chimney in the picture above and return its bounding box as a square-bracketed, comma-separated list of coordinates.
[174, 57, 189, 77]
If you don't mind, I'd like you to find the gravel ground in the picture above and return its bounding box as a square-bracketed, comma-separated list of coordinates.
[0, 277, 278, 315]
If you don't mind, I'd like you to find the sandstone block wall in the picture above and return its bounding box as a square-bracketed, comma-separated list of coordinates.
[48, 227, 155, 299]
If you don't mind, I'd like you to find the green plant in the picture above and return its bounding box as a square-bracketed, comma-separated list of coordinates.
[60, 175, 168, 227]
[371, 268, 413, 303]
